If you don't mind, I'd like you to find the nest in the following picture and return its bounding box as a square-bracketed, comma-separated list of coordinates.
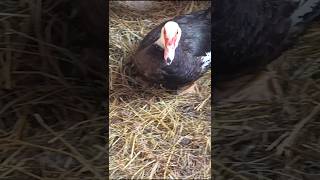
[109, 1, 211, 179]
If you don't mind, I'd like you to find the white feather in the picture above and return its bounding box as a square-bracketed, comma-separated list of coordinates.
[200, 52, 211, 71]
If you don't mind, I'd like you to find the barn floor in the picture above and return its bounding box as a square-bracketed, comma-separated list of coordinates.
[109, 1, 211, 179]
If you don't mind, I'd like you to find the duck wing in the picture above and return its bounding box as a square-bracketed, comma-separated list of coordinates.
[175, 8, 211, 57]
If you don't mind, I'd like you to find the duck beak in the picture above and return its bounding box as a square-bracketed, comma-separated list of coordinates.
[164, 38, 176, 65]
[164, 46, 175, 65]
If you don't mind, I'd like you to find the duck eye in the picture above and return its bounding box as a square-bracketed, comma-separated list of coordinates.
[176, 31, 178, 35]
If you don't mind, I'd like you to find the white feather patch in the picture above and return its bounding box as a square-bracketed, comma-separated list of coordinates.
[155, 37, 164, 48]
[200, 52, 211, 71]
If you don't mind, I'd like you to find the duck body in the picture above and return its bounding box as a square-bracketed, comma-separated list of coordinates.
[132, 7, 211, 90]
[213, 0, 320, 81]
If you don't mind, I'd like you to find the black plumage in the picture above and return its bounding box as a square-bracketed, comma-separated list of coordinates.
[213, 0, 320, 81]
[132, 7, 211, 90]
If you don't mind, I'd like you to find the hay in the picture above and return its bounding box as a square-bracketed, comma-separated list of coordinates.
[109, 1, 211, 179]
[0, 0, 105, 179]
[214, 22, 320, 179]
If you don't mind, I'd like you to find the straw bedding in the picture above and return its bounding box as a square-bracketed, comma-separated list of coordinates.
[1, 0, 318, 179]
[214, 22, 320, 179]
[0, 0, 106, 179]
[109, 1, 211, 179]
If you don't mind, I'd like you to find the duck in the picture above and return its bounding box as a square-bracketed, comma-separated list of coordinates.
[131, 7, 211, 94]
[213, 0, 320, 102]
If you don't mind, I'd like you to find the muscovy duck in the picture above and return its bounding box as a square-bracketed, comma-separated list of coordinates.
[131, 7, 211, 94]
[213, 0, 320, 102]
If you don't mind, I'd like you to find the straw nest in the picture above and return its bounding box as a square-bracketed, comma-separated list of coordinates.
[109, 1, 211, 179]
[214, 22, 320, 179]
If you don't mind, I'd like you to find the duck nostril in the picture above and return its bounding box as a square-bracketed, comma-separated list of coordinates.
[166, 58, 172, 65]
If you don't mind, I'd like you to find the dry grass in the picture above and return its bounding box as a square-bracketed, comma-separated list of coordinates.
[0, 0, 105, 179]
[214, 22, 320, 179]
[109, 1, 211, 179]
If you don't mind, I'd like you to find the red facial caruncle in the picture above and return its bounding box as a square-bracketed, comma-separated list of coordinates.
[161, 21, 181, 65]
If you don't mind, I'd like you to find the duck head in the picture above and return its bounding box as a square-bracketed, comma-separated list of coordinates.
[156, 21, 182, 65]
